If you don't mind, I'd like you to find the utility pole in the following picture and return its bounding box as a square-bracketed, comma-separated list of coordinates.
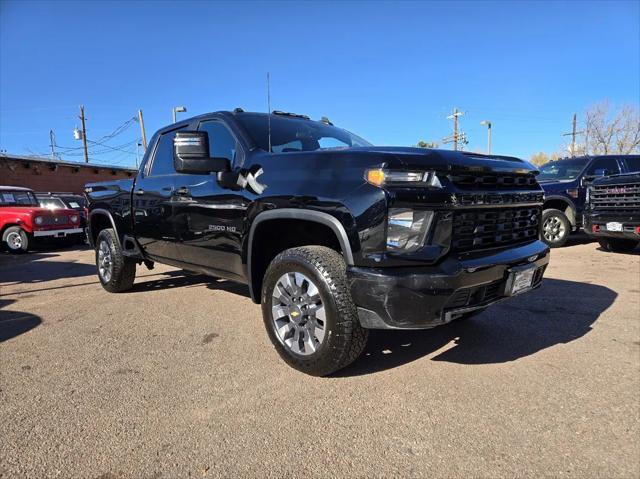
[79, 105, 89, 163]
[49, 130, 56, 159]
[562, 113, 584, 157]
[138, 109, 147, 151]
[443, 108, 467, 151]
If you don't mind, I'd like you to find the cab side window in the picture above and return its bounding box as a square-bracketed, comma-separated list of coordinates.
[586, 157, 621, 176]
[198, 121, 237, 163]
[624, 156, 640, 173]
[149, 128, 185, 176]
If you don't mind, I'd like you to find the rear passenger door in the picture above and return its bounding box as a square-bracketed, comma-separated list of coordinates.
[172, 119, 248, 279]
[133, 126, 186, 262]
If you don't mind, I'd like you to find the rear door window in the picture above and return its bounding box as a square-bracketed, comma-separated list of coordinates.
[149, 127, 186, 176]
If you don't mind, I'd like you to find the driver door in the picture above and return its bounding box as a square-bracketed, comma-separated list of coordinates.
[173, 120, 248, 279]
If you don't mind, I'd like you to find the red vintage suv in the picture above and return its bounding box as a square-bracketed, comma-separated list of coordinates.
[1, 186, 83, 253]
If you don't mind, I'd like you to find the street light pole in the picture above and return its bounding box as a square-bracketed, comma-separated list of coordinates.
[480, 120, 492, 154]
[172, 105, 187, 123]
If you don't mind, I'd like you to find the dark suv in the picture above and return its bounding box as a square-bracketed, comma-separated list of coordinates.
[539, 155, 640, 247]
[86, 110, 550, 376]
[584, 172, 640, 253]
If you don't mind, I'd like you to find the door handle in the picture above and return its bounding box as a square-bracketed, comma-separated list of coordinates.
[134, 189, 145, 195]
[175, 187, 190, 196]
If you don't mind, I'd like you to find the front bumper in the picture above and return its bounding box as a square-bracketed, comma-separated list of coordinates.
[348, 240, 550, 329]
[33, 227, 84, 238]
[584, 211, 640, 241]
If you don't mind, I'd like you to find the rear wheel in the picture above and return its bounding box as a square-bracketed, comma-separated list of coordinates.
[598, 238, 639, 253]
[95, 228, 136, 292]
[261, 246, 368, 376]
[2, 226, 29, 253]
[542, 209, 571, 247]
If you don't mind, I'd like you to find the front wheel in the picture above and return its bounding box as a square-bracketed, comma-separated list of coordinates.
[542, 209, 571, 247]
[95, 228, 136, 292]
[261, 246, 368, 376]
[2, 226, 29, 253]
[598, 238, 639, 253]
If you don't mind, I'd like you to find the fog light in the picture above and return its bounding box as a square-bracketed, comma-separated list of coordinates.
[387, 209, 434, 252]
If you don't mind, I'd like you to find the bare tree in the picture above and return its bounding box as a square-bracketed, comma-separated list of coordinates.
[582, 100, 640, 155]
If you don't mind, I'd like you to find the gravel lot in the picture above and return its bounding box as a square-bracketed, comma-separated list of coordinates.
[1, 238, 639, 478]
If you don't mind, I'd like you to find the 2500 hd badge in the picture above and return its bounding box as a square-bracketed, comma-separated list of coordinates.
[86, 109, 549, 376]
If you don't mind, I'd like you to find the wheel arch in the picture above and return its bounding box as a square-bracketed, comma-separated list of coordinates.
[88, 209, 120, 247]
[247, 209, 355, 304]
[543, 196, 577, 227]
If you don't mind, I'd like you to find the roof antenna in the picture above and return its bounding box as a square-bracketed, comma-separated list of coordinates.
[267, 72, 272, 153]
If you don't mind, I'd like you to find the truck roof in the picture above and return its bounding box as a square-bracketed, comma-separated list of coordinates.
[0, 185, 33, 192]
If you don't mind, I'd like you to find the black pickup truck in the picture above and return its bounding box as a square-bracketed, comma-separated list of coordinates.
[584, 172, 640, 253]
[86, 110, 550, 375]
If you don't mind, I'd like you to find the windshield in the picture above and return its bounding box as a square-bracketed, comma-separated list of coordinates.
[38, 197, 67, 210]
[236, 113, 372, 153]
[0, 190, 39, 207]
[538, 158, 588, 181]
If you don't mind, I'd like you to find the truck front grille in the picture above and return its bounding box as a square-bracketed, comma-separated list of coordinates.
[449, 173, 537, 190]
[452, 207, 541, 252]
[446, 280, 503, 309]
[590, 183, 640, 210]
[40, 214, 72, 226]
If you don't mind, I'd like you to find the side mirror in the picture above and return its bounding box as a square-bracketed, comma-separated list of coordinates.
[173, 131, 230, 174]
[594, 168, 607, 177]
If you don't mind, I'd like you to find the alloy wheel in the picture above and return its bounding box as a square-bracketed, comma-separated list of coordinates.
[271, 272, 326, 356]
[97, 240, 113, 283]
[543, 215, 566, 243]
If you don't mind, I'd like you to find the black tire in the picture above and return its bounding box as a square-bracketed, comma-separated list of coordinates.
[598, 238, 639, 253]
[542, 209, 571, 248]
[95, 228, 136, 292]
[2, 226, 29, 253]
[261, 246, 368, 376]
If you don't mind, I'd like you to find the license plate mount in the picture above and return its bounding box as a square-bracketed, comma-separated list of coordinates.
[506, 265, 537, 296]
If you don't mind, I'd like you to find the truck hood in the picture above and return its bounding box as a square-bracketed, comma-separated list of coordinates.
[339, 147, 537, 175]
[592, 172, 640, 186]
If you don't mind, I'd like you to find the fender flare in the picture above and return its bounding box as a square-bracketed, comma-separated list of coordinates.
[543, 195, 578, 226]
[88, 209, 120, 247]
[246, 208, 355, 302]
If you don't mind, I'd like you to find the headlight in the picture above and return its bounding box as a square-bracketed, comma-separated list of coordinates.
[387, 209, 434, 252]
[365, 169, 442, 188]
[70, 214, 79, 223]
[34, 216, 44, 225]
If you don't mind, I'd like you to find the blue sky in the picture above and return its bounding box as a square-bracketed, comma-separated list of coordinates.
[1, 0, 638, 167]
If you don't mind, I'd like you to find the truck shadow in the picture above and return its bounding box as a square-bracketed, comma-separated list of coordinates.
[0, 251, 96, 285]
[337, 278, 616, 377]
[0, 299, 42, 342]
[129, 272, 251, 297]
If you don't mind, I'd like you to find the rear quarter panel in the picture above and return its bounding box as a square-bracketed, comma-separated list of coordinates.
[85, 178, 135, 241]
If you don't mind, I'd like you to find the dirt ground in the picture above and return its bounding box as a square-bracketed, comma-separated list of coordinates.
[1, 237, 639, 478]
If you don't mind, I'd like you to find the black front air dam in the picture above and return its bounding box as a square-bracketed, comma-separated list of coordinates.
[348, 240, 550, 330]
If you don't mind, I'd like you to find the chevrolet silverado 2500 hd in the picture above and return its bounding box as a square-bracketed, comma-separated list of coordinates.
[86, 110, 550, 375]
